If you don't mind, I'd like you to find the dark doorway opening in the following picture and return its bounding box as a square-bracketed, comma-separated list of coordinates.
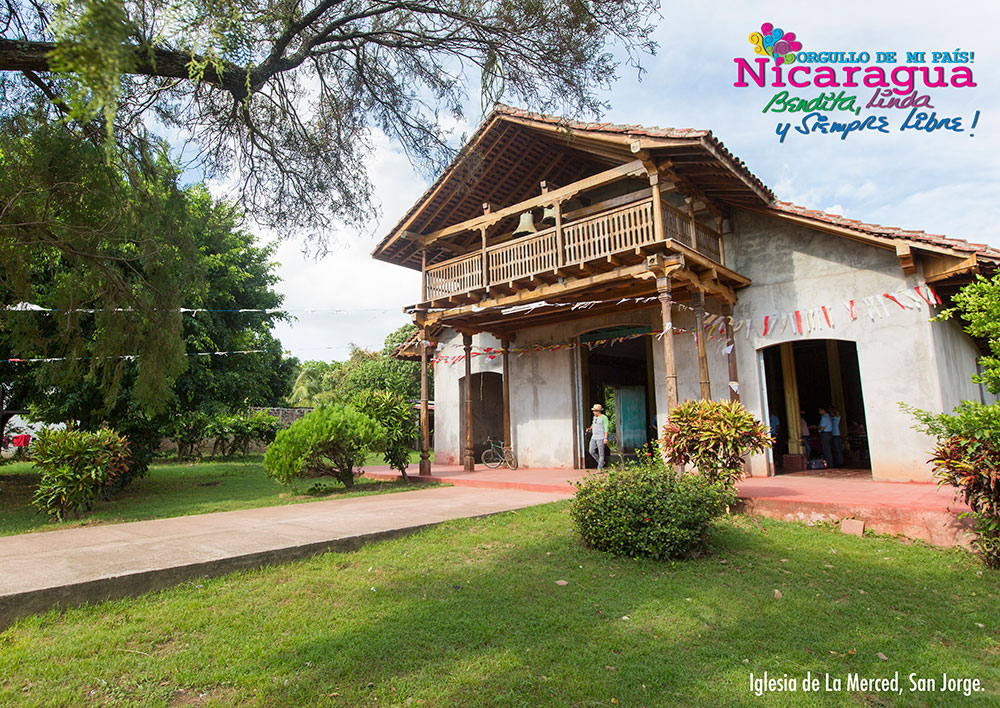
[458, 372, 503, 460]
[580, 326, 655, 469]
[762, 340, 870, 476]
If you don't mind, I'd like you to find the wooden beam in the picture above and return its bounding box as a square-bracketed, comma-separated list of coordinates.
[425, 262, 656, 325]
[923, 253, 978, 282]
[420, 160, 648, 244]
[896, 243, 917, 275]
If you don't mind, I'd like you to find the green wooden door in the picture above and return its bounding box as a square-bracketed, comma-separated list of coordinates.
[615, 386, 647, 453]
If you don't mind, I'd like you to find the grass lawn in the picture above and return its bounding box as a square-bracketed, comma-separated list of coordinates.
[0, 452, 436, 537]
[0, 503, 996, 707]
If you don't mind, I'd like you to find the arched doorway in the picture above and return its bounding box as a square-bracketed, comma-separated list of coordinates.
[579, 326, 655, 468]
[761, 340, 870, 476]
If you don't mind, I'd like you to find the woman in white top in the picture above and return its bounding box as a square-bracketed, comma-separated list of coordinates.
[587, 403, 609, 470]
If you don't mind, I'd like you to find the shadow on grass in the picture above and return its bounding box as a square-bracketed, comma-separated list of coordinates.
[246, 518, 995, 707]
[4, 504, 994, 707]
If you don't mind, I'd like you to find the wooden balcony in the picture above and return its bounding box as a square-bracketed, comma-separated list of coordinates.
[422, 194, 725, 303]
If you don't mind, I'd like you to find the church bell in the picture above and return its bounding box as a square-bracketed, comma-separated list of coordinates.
[513, 210, 538, 236]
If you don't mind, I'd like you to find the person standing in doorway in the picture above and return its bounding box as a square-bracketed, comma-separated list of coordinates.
[799, 410, 811, 460]
[587, 403, 609, 471]
[830, 407, 844, 468]
[818, 407, 834, 469]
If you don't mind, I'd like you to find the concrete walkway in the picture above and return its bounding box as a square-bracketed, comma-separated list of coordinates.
[0, 485, 570, 631]
[366, 464, 973, 548]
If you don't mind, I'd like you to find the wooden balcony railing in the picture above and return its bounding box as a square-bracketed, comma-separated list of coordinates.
[423, 194, 723, 302]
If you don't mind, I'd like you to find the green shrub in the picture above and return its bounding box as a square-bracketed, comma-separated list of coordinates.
[169, 410, 211, 461]
[906, 401, 1000, 567]
[660, 399, 773, 491]
[264, 405, 385, 488]
[31, 427, 132, 520]
[110, 415, 159, 494]
[208, 410, 281, 459]
[352, 390, 416, 479]
[571, 465, 734, 560]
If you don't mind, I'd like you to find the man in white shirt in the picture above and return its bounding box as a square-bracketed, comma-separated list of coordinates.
[587, 403, 609, 470]
[818, 407, 834, 469]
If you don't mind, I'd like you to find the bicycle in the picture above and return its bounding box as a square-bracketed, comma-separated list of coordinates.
[481, 435, 518, 470]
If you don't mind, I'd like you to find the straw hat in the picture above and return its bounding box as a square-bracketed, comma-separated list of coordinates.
[591, 404, 604, 412]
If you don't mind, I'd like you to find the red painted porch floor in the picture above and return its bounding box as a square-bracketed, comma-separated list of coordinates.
[364, 464, 974, 548]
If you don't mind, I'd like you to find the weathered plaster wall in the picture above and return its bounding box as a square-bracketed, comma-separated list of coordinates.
[433, 305, 731, 468]
[931, 314, 994, 410]
[724, 210, 973, 482]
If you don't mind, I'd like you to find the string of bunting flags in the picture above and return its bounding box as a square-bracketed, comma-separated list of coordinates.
[4, 350, 270, 365]
[2, 304, 401, 315]
[425, 282, 943, 366]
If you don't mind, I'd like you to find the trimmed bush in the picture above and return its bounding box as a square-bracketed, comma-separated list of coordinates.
[31, 427, 132, 520]
[352, 390, 416, 479]
[264, 405, 385, 488]
[571, 464, 734, 560]
[208, 410, 281, 459]
[660, 399, 773, 491]
[906, 401, 1000, 567]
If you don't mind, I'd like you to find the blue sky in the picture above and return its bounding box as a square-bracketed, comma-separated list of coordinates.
[251, 0, 999, 362]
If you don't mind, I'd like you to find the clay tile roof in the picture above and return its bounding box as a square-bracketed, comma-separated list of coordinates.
[491, 104, 773, 201]
[771, 201, 1000, 260]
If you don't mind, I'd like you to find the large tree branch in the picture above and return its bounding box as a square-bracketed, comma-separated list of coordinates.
[0, 37, 249, 97]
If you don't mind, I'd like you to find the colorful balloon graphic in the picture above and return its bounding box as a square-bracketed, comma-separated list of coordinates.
[748, 23, 802, 65]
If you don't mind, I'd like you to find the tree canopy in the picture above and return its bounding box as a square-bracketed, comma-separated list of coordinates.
[1, 117, 295, 449]
[286, 324, 423, 407]
[1, 0, 658, 237]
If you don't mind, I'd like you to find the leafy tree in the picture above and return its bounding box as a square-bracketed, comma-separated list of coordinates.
[353, 389, 416, 479]
[1, 0, 658, 236]
[287, 361, 339, 408]
[286, 324, 426, 407]
[169, 186, 295, 415]
[2, 118, 295, 473]
[264, 404, 385, 488]
[938, 274, 1000, 393]
[1, 114, 196, 412]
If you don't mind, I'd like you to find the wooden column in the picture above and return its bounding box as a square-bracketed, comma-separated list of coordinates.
[692, 290, 711, 400]
[650, 173, 665, 242]
[501, 339, 512, 453]
[480, 227, 488, 289]
[419, 327, 432, 476]
[480, 203, 491, 289]
[657, 278, 679, 414]
[781, 342, 803, 455]
[723, 303, 740, 402]
[826, 340, 846, 434]
[463, 333, 475, 471]
[420, 249, 427, 302]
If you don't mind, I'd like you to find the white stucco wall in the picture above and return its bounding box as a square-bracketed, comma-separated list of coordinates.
[725, 210, 981, 482]
[433, 304, 732, 468]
